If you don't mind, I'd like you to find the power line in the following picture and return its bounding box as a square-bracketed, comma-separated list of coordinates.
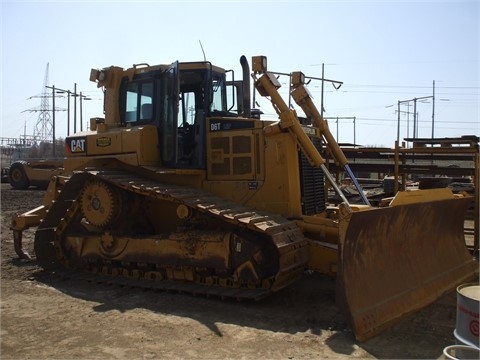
[337, 90, 477, 96]
[354, 117, 477, 124]
[342, 84, 480, 90]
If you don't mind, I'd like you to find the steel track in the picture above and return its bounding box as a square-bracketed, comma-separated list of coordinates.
[34, 169, 309, 300]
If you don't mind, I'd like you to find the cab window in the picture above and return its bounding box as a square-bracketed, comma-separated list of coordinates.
[210, 77, 225, 113]
[124, 80, 154, 123]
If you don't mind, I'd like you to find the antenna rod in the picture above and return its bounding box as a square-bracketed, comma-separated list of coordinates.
[199, 40, 206, 61]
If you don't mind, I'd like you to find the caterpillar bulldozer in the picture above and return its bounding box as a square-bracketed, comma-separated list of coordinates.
[11, 55, 477, 341]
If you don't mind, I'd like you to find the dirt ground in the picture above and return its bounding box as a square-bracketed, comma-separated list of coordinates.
[0, 183, 476, 359]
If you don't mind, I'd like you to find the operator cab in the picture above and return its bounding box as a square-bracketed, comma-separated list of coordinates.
[118, 61, 236, 170]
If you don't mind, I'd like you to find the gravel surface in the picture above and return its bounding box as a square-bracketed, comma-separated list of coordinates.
[1, 183, 474, 359]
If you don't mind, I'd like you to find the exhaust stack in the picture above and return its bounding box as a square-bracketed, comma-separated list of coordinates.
[240, 55, 251, 118]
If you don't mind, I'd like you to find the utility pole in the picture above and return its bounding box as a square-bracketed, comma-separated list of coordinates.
[272, 66, 342, 118]
[318, 64, 343, 117]
[73, 83, 77, 133]
[52, 86, 55, 156]
[413, 95, 434, 139]
[45, 85, 68, 155]
[54, 85, 90, 136]
[397, 95, 434, 142]
[432, 80, 435, 139]
[78, 91, 91, 131]
[321, 64, 325, 117]
[80, 92, 84, 131]
[395, 107, 416, 147]
[413, 98, 418, 138]
[324, 116, 357, 145]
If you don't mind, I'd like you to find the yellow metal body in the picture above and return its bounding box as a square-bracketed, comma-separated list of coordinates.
[336, 190, 475, 341]
[11, 56, 477, 342]
[8, 159, 63, 190]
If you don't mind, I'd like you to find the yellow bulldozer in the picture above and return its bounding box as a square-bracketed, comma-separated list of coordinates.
[11, 56, 477, 341]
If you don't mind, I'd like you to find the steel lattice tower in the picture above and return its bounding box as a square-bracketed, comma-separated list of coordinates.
[33, 63, 52, 142]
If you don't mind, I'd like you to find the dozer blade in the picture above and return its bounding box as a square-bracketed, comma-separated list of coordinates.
[336, 192, 477, 342]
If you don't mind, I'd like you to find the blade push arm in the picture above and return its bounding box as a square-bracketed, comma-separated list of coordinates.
[290, 78, 348, 166]
[290, 72, 370, 206]
[253, 70, 325, 168]
[251, 56, 350, 205]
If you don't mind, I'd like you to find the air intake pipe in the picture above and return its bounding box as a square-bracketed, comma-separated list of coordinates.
[240, 55, 251, 118]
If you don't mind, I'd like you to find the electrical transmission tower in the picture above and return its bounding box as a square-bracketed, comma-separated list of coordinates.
[23, 63, 53, 143]
[34, 63, 52, 142]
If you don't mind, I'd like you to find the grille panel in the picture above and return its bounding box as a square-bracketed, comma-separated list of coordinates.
[299, 137, 326, 215]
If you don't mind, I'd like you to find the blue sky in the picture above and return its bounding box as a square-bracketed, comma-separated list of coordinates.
[1, 0, 478, 146]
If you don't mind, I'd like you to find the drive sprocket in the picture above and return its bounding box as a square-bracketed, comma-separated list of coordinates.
[80, 179, 118, 228]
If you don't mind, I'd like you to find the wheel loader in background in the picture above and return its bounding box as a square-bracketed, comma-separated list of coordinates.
[11, 55, 477, 341]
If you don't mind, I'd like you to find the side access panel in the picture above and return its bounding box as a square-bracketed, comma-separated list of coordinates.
[337, 194, 477, 341]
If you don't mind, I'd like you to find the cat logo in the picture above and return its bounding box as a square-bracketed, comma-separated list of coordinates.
[96, 137, 111, 147]
[67, 137, 86, 153]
